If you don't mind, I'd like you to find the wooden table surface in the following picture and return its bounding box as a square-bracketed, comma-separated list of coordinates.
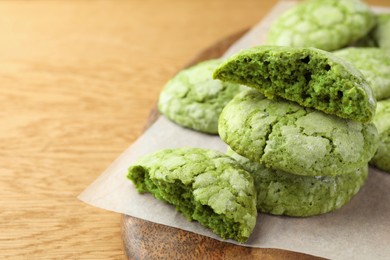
[1, 0, 388, 259]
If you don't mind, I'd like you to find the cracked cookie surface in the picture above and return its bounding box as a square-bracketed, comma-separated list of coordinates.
[219, 90, 378, 177]
[333, 47, 390, 100]
[266, 0, 376, 51]
[227, 148, 368, 217]
[158, 59, 242, 134]
[370, 99, 390, 173]
[213, 46, 376, 123]
[127, 147, 257, 242]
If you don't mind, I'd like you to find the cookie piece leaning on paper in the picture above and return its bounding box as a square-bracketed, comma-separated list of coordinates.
[213, 46, 376, 123]
[227, 147, 368, 217]
[218, 89, 378, 177]
[266, 0, 376, 51]
[370, 99, 390, 173]
[158, 59, 242, 134]
[333, 47, 390, 101]
[127, 147, 257, 243]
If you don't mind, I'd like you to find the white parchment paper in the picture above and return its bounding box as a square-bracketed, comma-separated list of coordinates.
[79, 2, 390, 259]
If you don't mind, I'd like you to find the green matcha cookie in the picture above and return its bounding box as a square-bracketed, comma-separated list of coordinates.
[370, 99, 390, 173]
[266, 0, 376, 51]
[219, 89, 378, 177]
[227, 148, 368, 217]
[213, 46, 376, 123]
[333, 47, 390, 100]
[373, 13, 390, 49]
[127, 148, 257, 242]
[158, 59, 242, 134]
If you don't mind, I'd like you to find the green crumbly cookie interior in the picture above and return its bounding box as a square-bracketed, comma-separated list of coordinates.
[333, 47, 390, 101]
[127, 148, 257, 243]
[214, 46, 375, 123]
[128, 166, 247, 242]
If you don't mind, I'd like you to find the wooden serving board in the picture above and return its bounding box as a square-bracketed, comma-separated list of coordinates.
[121, 29, 324, 260]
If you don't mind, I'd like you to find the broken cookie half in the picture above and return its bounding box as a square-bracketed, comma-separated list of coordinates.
[213, 46, 376, 123]
[127, 147, 257, 243]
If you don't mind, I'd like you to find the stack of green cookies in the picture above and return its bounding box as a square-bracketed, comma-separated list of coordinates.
[126, 0, 390, 243]
[126, 46, 382, 243]
[252, 0, 390, 179]
[213, 45, 379, 217]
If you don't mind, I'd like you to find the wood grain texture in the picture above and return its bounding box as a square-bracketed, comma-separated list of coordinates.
[0, 0, 388, 259]
[0, 1, 275, 259]
[122, 217, 323, 260]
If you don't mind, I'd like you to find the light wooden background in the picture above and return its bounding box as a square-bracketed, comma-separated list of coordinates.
[0, 0, 387, 259]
